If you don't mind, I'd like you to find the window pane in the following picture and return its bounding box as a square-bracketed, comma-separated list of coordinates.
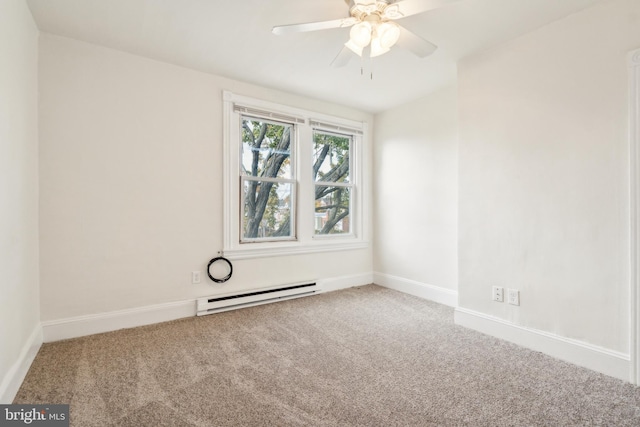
[242, 118, 292, 179]
[313, 131, 350, 183]
[243, 180, 293, 240]
[315, 186, 350, 235]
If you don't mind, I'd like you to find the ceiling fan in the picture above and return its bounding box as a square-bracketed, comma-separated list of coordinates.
[272, 0, 455, 67]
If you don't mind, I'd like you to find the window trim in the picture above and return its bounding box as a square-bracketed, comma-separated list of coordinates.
[222, 90, 368, 260]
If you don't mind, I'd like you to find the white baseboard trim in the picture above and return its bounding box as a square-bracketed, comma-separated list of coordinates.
[0, 324, 43, 403]
[319, 272, 374, 293]
[41, 273, 374, 343]
[42, 300, 196, 343]
[373, 272, 458, 307]
[454, 307, 631, 382]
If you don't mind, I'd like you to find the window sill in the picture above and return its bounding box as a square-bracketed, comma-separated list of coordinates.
[223, 240, 369, 260]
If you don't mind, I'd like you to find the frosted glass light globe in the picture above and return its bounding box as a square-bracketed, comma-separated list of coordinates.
[370, 36, 390, 58]
[349, 21, 372, 47]
[377, 21, 400, 49]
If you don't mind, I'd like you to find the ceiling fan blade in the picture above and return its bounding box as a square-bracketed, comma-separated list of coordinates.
[395, 25, 437, 57]
[272, 17, 357, 35]
[383, 0, 457, 20]
[330, 46, 353, 68]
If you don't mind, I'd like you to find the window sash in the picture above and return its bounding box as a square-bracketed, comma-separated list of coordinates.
[239, 114, 297, 244]
[313, 130, 352, 186]
[314, 184, 353, 236]
[240, 177, 297, 243]
[241, 115, 294, 180]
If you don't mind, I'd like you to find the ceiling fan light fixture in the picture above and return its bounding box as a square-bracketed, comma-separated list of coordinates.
[370, 36, 390, 58]
[273, 0, 445, 67]
[345, 39, 364, 56]
[377, 21, 400, 49]
[349, 21, 372, 47]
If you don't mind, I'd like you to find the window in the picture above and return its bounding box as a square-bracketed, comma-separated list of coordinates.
[223, 91, 368, 259]
[241, 117, 295, 242]
[313, 129, 352, 235]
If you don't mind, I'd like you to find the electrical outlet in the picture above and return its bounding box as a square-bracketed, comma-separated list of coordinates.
[191, 271, 201, 284]
[492, 286, 504, 302]
[507, 289, 520, 306]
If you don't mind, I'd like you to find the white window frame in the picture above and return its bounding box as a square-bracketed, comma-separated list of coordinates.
[223, 91, 368, 259]
[239, 115, 297, 243]
[311, 127, 355, 238]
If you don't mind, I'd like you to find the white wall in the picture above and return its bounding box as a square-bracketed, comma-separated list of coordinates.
[38, 34, 373, 322]
[458, 0, 640, 354]
[0, 0, 40, 403]
[373, 85, 458, 302]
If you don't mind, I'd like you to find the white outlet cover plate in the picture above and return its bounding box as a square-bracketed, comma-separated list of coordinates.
[507, 289, 520, 305]
[192, 271, 201, 284]
[492, 286, 504, 302]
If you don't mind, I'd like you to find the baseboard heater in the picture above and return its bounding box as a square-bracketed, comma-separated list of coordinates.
[196, 282, 319, 316]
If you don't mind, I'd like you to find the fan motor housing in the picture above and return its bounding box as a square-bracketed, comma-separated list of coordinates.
[348, 0, 391, 19]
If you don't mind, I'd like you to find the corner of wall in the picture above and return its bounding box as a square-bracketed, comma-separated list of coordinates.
[0, 325, 42, 404]
[373, 272, 458, 307]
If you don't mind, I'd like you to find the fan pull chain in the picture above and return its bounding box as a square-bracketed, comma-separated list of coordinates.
[357, 53, 374, 80]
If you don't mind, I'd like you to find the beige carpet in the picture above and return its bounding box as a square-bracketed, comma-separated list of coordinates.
[14, 285, 640, 426]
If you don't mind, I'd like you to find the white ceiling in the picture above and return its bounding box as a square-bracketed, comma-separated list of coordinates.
[26, 0, 601, 113]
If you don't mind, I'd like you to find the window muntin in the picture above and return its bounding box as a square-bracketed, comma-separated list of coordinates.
[240, 116, 296, 242]
[313, 130, 353, 236]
